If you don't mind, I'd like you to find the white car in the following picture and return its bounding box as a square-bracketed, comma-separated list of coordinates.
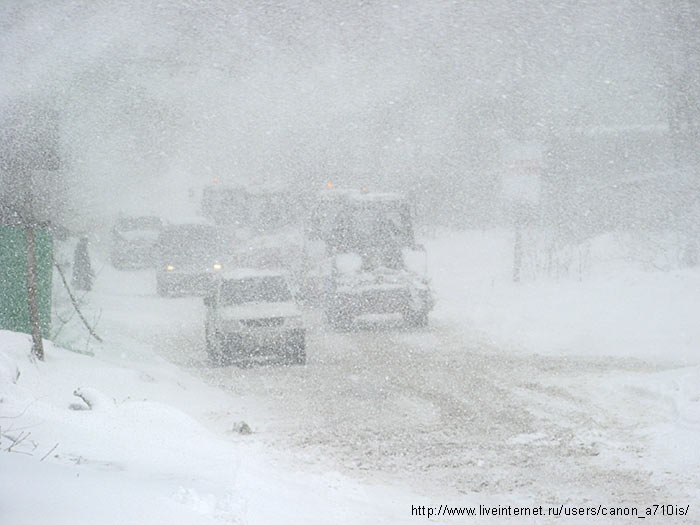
[204, 270, 306, 366]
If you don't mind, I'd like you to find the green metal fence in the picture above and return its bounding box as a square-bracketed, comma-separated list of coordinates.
[0, 226, 52, 338]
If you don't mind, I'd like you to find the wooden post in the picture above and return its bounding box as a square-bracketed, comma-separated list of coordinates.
[513, 223, 522, 283]
[24, 225, 45, 360]
[2, 104, 60, 360]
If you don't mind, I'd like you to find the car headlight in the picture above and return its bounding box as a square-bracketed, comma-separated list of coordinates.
[224, 318, 242, 331]
[213, 263, 222, 270]
[166, 265, 175, 271]
[285, 316, 303, 328]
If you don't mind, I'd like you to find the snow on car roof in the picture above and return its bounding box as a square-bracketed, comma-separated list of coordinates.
[316, 188, 360, 200]
[220, 268, 288, 280]
[203, 183, 289, 195]
[114, 216, 163, 229]
[244, 185, 289, 195]
[165, 216, 215, 226]
[349, 191, 406, 202]
[316, 188, 406, 203]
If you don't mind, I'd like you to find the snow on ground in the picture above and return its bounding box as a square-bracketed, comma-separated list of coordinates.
[1, 229, 699, 523]
[426, 229, 700, 364]
[0, 331, 422, 525]
[424, 228, 700, 511]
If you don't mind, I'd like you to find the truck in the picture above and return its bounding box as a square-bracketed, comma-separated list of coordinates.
[304, 188, 434, 329]
[200, 182, 306, 278]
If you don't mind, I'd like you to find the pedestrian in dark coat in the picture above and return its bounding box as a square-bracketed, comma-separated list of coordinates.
[72, 236, 94, 291]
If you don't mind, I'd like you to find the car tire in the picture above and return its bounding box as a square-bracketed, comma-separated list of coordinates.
[112, 255, 127, 270]
[404, 310, 428, 328]
[326, 309, 351, 331]
[285, 330, 306, 365]
[292, 349, 306, 365]
[227, 334, 251, 368]
[156, 278, 170, 297]
[207, 334, 232, 366]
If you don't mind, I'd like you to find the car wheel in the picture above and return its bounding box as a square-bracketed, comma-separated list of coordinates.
[156, 278, 170, 297]
[404, 310, 428, 328]
[112, 258, 124, 270]
[206, 334, 226, 366]
[227, 334, 251, 368]
[285, 331, 306, 365]
[291, 349, 306, 365]
[326, 309, 351, 331]
[209, 334, 240, 366]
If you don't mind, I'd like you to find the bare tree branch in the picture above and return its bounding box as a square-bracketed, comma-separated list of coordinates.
[6, 430, 31, 452]
[40, 443, 59, 461]
[53, 263, 103, 343]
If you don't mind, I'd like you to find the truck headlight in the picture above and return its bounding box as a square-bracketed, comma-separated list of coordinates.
[224, 319, 242, 331]
[285, 316, 303, 328]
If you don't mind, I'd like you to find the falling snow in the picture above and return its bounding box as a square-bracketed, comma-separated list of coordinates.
[1, 1, 698, 523]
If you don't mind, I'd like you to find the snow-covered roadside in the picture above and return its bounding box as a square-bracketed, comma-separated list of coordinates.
[425, 229, 700, 506]
[0, 331, 417, 525]
[426, 229, 700, 365]
[2, 228, 699, 524]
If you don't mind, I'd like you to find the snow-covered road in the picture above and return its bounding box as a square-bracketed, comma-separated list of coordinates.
[149, 295, 692, 508]
[46, 229, 698, 519]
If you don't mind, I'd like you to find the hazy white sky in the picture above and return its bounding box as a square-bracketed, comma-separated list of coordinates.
[1, 0, 695, 227]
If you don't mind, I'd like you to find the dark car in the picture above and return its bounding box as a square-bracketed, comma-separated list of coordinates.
[155, 222, 224, 297]
[111, 216, 163, 270]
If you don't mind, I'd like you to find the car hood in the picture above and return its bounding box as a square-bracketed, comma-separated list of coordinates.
[336, 267, 431, 292]
[160, 262, 220, 273]
[218, 301, 301, 320]
[117, 230, 160, 242]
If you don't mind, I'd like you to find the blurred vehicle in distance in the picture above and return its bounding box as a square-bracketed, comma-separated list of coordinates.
[110, 216, 163, 270]
[201, 183, 302, 231]
[304, 187, 434, 329]
[155, 221, 224, 297]
[201, 182, 307, 286]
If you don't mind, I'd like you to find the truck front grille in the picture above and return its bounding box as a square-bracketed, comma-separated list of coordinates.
[241, 317, 284, 327]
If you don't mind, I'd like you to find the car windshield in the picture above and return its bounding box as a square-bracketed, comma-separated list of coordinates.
[158, 225, 219, 264]
[246, 192, 290, 231]
[219, 276, 292, 305]
[114, 217, 163, 240]
[202, 186, 248, 225]
[308, 196, 413, 249]
[115, 217, 162, 231]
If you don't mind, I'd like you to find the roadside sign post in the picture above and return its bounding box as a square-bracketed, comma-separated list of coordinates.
[500, 139, 542, 282]
[1, 104, 61, 360]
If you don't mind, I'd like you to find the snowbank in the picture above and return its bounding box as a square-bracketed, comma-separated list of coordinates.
[3, 229, 698, 523]
[0, 332, 241, 524]
[0, 332, 415, 524]
[426, 229, 700, 365]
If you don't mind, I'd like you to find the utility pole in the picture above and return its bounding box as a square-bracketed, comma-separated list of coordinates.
[500, 139, 542, 283]
[22, 169, 45, 360]
[667, 1, 699, 170]
[513, 214, 523, 283]
[24, 218, 44, 360]
[1, 102, 61, 361]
